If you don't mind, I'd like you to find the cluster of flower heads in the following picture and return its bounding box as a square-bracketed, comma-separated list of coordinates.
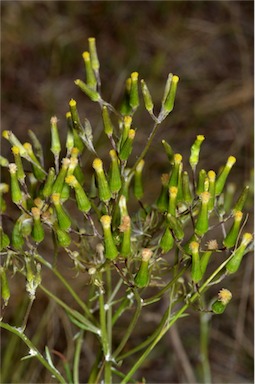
[0, 38, 252, 311]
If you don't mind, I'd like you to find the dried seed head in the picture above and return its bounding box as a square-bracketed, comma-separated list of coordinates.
[119, 215, 131, 232]
[206, 239, 218, 250]
[142, 248, 153, 262]
[218, 289, 232, 305]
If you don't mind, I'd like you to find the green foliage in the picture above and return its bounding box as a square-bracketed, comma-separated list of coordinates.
[0, 38, 253, 384]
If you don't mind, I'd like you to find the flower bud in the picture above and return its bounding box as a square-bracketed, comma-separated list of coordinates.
[92, 158, 112, 203]
[65, 175, 91, 213]
[120, 77, 132, 116]
[156, 174, 169, 212]
[55, 226, 71, 248]
[23, 142, 46, 181]
[162, 139, 174, 164]
[212, 288, 232, 314]
[162, 74, 179, 115]
[226, 233, 253, 274]
[2, 130, 27, 157]
[130, 72, 139, 110]
[166, 214, 184, 241]
[102, 106, 114, 138]
[160, 227, 174, 253]
[0, 184, 9, 214]
[182, 171, 193, 204]
[119, 129, 136, 161]
[51, 193, 71, 230]
[119, 115, 132, 150]
[11, 146, 25, 183]
[100, 215, 118, 260]
[0, 267, 10, 305]
[189, 135, 205, 171]
[31, 207, 45, 243]
[196, 169, 207, 195]
[141, 79, 153, 113]
[168, 186, 178, 216]
[0, 226, 10, 251]
[223, 211, 243, 248]
[88, 37, 100, 71]
[134, 159, 145, 200]
[50, 116, 61, 159]
[215, 156, 236, 196]
[119, 195, 129, 220]
[12, 219, 24, 250]
[119, 215, 132, 258]
[82, 51, 97, 90]
[52, 158, 70, 194]
[233, 185, 249, 213]
[0, 155, 9, 167]
[195, 192, 210, 236]
[75, 79, 100, 102]
[9, 163, 22, 204]
[207, 170, 216, 211]
[42, 167, 56, 199]
[108, 150, 122, 194]
[135, 248, 153, 288]
[169, 154, 182, 188]
[200, 250, 213, 277]
[189, 241, 202, 283]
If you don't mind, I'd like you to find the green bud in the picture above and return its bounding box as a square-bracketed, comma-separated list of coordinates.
[162, 139, 174, 164]
[23, 142, 46, 181]
[166, 214, 184, 240]
[168, 186, 178, 216]
[141, 79, 153, 113]
[189, 241, 202, 283]
[223, 211, 243, 248]
[42, 167, 56, 198]
[55, 226, 71, 248]
[182, 171, 193, 204]
[119, 116, 132, 150]
[102, 106, 114, 138]
[0, 155, 9, 167]
[109, 150, 122, 194]
[233, 185, 249, 213]
[88, 37, 100, 71]
[134, 159, 145, 200]
[0, 267, 10, 304]
[215, 156, 236, 196]
[65, 175, 91, 213]
[100, 215, 118, 260]
[12, 219, 24, 250]
[51, 193, 71, 230]
[196, 169, 207, 196]
[207, 170, 216, 211]
[212, 289, 232, 314]
[189, 135, 205, 171]
[31, 207, 45, 243]
[162, 74, 179, 115]
[119, 215, 132, 258]
[156, 174, 169, 212]
[169, 154, 182, 188]
[52, 158, 70, 194]
[19, 214, 33, 237]
[160, 227, 174, 253]
[130, 72, 139, 110]
[28, 129, 44, 166]
[119, 195, 129, 220]
[11, 146, 25, 183]
[69, 99, 82, 130]
[92, 158, 112, 203]
[50, 116, 61, 158]
[120, 77, 132, 116]
[82, 51, 97, 90]
[74, 79, 100, 102]
[119, 129, 136, 161]
[135, 248, 152, 288]
[200, 250, 213, 277]
[9, 163, 22, 204]
[2, 130, 27, 157]
[226, 233, 253, 274]
[195, 192, 210, 236]
[0, 226, 10, 251]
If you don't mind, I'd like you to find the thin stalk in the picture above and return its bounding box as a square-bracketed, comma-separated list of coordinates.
[0, 322, 66, 384]
[73, 330, 84, 384]
[112, 288, 142, 359]
[34, 253, 93, 320]
[98, 277, 112, 384]
[120, 253, 235, 383]
[200, 310, 212, 383]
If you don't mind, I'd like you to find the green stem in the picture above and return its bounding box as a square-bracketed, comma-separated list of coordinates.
[120, 254, 234, 383]
[34, 253, 93, 320]
[73, 330, 84, 384]
[0, 322, 66, 384]
[200, 310, 212, 383]
[112, 288, 142, 359]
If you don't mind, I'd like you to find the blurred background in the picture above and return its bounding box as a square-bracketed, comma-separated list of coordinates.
[1, 1, 253, 383]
